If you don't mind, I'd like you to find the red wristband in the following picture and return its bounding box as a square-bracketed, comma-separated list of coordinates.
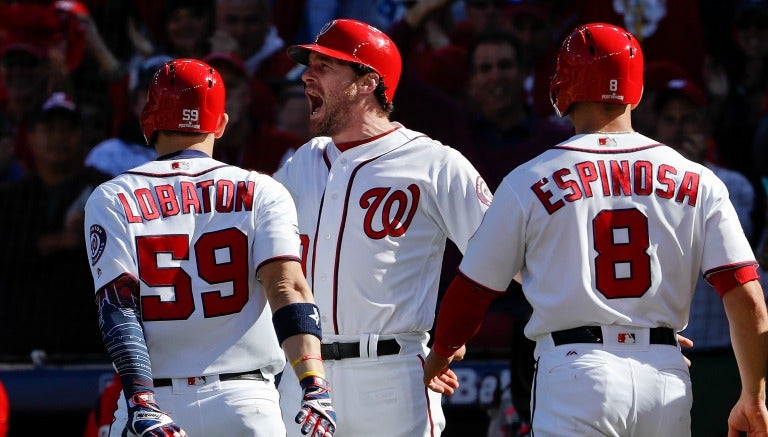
[291, 354, 323, 369]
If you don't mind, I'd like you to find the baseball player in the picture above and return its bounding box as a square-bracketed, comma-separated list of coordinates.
[423, 23, 768, 436]
[273, 19, 490, 436]
[83, 59, 336, 437]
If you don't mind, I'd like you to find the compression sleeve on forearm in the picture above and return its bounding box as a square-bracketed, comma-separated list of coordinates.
[96, 274, 154, 399]
[432, 273, 503, 357]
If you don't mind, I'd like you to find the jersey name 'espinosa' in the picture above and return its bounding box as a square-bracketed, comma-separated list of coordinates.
[531, 159, 700, 215]
[116, 179, 256, 222]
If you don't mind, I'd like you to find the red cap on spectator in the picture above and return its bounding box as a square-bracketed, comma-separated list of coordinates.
[644, 60, 689, 93]
[661, 77, 708, 106]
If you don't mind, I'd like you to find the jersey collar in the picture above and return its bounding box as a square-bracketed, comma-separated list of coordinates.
[335, 126, 399, 152]
[157, 149, 210, 161]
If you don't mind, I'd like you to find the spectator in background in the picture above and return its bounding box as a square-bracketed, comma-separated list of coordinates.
[386, 0, 469, 101]
[212, 0, 295, 81]
[155, 0, 214, 60]
[706, 1, 768, 193]
[0, 1, 126, 170]
[461, 31, 572, 191]
[0, 41, 54, 171]
[204, 51, 303, 174]
[385, 1, 476, 149]
[212, 0, 296, 126]
[653, 76, 758, 437]
[275, 78, 312, 143]
[698, 1, 768, 249]
[0, 111, 24, 184]
[83, 55, 169, 176]
[633, 60, 693, 137]
[0, 92, 110, 361]
[505, 1, 573, 118]
[451, 0, 513, 48]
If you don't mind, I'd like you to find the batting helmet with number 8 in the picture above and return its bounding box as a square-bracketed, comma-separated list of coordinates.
[550, 22, 644, 117]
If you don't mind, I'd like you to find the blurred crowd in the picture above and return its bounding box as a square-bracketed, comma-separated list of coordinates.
[0, 0, 767, 435]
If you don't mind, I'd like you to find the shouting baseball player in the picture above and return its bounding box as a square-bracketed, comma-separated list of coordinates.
[423, 23, 768, 436]
[83, 59, 336, 436]
[273, 19, 490, 436]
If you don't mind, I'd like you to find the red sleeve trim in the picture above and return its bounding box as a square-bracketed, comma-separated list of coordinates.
[706, 264, 759, 297]
[432, 274, 502, 357]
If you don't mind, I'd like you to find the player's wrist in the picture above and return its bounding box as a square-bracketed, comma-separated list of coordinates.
[127, 391, 158, 409]
[431, 342, 461, 358]
[291, 354, 323, 369]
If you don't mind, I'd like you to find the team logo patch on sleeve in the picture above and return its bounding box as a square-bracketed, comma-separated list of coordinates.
[89, 224, 107, 266]
[476, 176, 493, 206]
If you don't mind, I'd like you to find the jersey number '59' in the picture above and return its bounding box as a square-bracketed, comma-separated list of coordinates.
[593, 208, 651, 299]
[137, 228, 249, 321]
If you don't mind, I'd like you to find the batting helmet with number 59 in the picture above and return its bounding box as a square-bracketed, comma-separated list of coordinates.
[140, 58, 226, 145]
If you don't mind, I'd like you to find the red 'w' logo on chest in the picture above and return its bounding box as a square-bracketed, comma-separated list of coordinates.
[359, 184, 420, 239]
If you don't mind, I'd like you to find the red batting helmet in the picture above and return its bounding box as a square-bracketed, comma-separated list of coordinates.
[141, 58, 225, 144]
[549, 23, 644, 117]
[286, 19, 402, 103]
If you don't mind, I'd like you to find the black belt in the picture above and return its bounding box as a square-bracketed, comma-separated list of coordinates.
[551, 326, 677, 346]
[153, 369, 263, 387]
[321, 339, 401, 360]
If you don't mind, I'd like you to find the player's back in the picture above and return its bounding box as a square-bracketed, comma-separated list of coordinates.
[486, 132, 755, 339]
[85, 152, 295, 378]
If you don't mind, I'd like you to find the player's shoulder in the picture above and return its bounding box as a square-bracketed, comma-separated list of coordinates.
[392, 125, 465, 158]
[296, 136, 332, 155]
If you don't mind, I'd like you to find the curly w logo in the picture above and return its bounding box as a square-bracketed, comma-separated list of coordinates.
[360, 184, 420, 239]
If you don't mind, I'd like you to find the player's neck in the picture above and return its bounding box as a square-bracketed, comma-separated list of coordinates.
[155, 134, 215, 158]
[331, 115, 395, 145]
[571, 103, 634, 135]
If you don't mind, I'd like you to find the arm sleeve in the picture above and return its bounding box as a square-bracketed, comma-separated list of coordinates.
[432, 273, 504, 357]
[96, 274, 154, 400]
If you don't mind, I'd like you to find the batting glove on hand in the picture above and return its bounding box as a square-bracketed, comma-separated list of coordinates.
[296, 375, 336, 436]
[125, 392, 187, 437]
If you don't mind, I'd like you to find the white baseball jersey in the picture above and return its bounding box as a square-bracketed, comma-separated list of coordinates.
[274, 124, 490, 436]
[460, 132, 757, 341]
[273, 124, 491, 336]
[84, 150, 300, 378]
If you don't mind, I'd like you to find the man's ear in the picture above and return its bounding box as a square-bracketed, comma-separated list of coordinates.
[359, 72, 380, 95]
[214, 113, 229, 139]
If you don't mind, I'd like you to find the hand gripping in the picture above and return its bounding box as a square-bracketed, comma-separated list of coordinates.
[296, 376, 337, 437]
[125, 392, 187, 437]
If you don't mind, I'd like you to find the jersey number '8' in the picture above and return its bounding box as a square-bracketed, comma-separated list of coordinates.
[593, 208, 651, 299]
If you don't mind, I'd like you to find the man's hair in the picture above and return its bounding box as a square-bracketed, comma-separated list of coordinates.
[350, 63, 394, 114]
[467, 31, 525, 73]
